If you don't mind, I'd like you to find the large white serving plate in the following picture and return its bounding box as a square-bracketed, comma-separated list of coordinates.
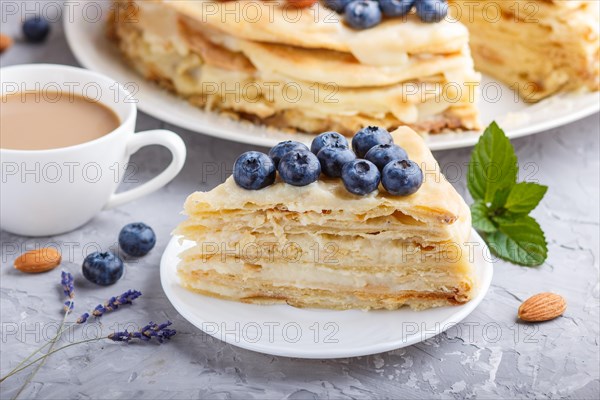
[160, 231, 493, 359]
[64, 3, 599, 150]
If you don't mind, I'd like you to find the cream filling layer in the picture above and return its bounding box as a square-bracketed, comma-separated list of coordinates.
[178, 261, 471, 293]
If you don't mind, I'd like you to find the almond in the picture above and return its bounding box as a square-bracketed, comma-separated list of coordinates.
[14, 248, 62, 273]
[0, 34, 13, 53]
[518, 292, 566, 322]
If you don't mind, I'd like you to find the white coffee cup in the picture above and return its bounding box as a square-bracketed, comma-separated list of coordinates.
[1, 64, 187, 237]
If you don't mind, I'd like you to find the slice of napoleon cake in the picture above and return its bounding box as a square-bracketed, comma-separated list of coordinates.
[175, 126, 476, 311]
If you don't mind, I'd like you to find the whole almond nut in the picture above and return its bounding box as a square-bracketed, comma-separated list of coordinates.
[14, 248, 62, 273]
[0, 34, 13, 53]
[518, 292, 566, 322]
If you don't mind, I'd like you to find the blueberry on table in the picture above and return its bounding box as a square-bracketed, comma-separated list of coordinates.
[415, 0, 448, 23]
[324, 0, 355, 13]
[382, 159, 424, 196]
[341, 159, 381, 195]
[317, 144, 357, 178]
[82, 252, 124, 286]
[233, 151, 276, 190]
[22, 16, 50, 43]
[278, 149, 321, 186]
[119, 222, 157, 257]
[352, 126, 393, 158]
[380, 0, 416, 17]
[344, 0, 382, 30]
[365, 144, 409, 171]
[310, 131, 349, 155]
[269, 141, 309, 168]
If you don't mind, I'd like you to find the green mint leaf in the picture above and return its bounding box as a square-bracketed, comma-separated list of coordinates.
[490, 187, 511, 211]
[467, 121, 518, 203]
[504, 182, 548, 216]
[486, 216, 548, 266]
[471, 201, 497, 233]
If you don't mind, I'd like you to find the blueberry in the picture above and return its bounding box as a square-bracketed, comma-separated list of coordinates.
[233, 151, 276, 190]
[379, 0, 415, 17]
[352, 126, 393, 158]
[344, 0, 382, 30]
[382, 160, 424, 196]
[324, 0, 354, 13]
[278, 149, 321, 186]
[317, 144, 357, 178]
[415, 0, 448, 23]
[22, 17, 50, 43]
[365, 144, 409, 171]
[82, 251, 124, 286]
[119, 222, 157, 257]
[310, 131, 349, 155]
[341, 159, 380, 195]
[269, 141, 309, 168]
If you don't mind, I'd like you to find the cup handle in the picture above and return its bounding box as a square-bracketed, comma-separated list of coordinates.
[104, 130, 186, 210]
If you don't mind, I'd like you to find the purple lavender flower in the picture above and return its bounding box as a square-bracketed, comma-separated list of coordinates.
[77, 312, 90, 324]
[91, 289, 142, 317]
[63, 301, 74, 313]
[61, 271, 75, 313]
[108, 321, 176, 343]
[61, 271, 74, 299]
[76, 290, 142, 323]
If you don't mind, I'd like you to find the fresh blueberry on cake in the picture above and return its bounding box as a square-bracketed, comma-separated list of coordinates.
[233, 151, 276, 190]
[382, 159, 424, 195]
[341, 159, 381, 195]
[344, 0, 382, 30]
[352, 126, 394, 158]
[365, 143, 409, 170]
[317, 145, 357, 178]
[310, 131, 349, 155]
[175, 126, 476, 310]
[268, 141, 309, 168]
[278, 149, 321, 186]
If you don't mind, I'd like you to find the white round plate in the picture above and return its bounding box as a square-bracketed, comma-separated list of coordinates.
[65, 4, 598, 150]
[160, 230, 493, 359]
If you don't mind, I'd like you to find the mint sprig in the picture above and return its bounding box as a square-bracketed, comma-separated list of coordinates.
[468, 122, 548, 266]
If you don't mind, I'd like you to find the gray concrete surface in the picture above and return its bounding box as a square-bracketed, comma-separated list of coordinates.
[1, 5, 599, 399]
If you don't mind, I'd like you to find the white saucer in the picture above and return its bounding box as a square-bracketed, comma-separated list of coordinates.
[64, 3, 599, 150]
[160, 231, 493, 359]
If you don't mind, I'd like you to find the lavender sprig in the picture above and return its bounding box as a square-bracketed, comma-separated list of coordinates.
[2, 273, 174, 388]
[9, 272, 75, 399]
[109, 321, 176, 343]
[3, 322, 176, 382]
[61, 271, 74, 313]
[76, 289, 142, 323]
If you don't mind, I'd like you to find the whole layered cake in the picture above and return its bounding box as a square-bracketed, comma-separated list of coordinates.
[176, 126, 476, 310]
[109, 0, 599, 135]
[109, 0, 481, 135]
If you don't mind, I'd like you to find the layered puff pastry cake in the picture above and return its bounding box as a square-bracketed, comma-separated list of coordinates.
[450, 0, 600, 102]
[175, 127, 476, 310]
[109, 0, 482, 135]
